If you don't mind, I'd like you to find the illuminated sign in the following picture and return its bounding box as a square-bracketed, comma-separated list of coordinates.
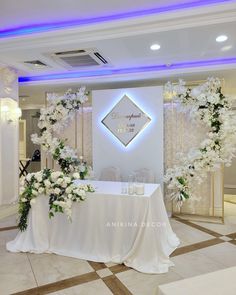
[102, 95, 151, 146]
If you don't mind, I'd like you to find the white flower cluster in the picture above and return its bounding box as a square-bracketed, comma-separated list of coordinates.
[164, 78, 236, 205]
[31, 87, 91, 176]
[19, 169, 95, 224]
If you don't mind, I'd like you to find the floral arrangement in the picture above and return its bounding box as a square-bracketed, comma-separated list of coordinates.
[164, 77, 236, 206]
[19, 169, 95, 231]
[31, 87, 90, 177]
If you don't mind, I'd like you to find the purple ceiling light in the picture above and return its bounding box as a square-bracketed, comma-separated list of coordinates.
[19, 57, 236, 83]
[0, 0, 234, 38]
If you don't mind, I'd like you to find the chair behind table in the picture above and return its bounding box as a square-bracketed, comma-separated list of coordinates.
[99, 166, 121, 181]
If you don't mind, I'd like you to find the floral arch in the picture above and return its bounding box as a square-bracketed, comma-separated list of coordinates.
[164, 78, 236, 206]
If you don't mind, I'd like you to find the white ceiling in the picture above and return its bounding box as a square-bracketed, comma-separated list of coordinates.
[0, 0, 236, 105]
[1, 21, 236, 76]
[0, 0, 210, 30]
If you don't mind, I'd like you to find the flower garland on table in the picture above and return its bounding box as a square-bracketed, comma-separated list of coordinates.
[19, 169, 95, 231]
[31, 87, 90, 178]
[164, 77, 236, 206]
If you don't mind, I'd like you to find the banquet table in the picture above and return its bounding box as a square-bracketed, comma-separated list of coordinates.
[7, 180, 179, 274]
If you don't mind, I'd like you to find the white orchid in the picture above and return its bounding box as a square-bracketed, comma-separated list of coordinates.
[164, 77, 236, 205]
[31, 87, 91, 176]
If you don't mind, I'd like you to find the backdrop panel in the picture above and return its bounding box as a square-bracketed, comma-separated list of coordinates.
[92, 86, 163, 183]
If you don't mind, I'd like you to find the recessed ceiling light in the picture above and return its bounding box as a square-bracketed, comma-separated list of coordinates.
[216, 35, 228, 43]
[150, 44, 161, 51]
[221, 45, 232, 52]
[24, 60, 48, 69]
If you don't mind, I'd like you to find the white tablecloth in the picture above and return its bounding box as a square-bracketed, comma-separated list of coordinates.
[7, 181, 179, 274]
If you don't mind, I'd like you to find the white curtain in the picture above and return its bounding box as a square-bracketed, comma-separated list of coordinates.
[164, 102, 212, 216]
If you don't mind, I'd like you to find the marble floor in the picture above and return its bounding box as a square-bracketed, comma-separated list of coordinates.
[1, 203, 236, 295]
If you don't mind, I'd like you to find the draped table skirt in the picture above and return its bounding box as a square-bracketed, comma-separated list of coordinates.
[7, 181, 179, 274]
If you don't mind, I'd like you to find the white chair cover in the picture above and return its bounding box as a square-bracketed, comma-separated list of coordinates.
[99, 166, 121, 181]
[134, 168, 155, 183]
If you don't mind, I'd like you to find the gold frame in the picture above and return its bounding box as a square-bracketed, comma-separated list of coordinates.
[44, 91, 86, 169]
[167, 79, 225, 224]
[172, 168, 224, 224]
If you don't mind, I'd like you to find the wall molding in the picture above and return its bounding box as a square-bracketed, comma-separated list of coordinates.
[224, 184, 236, 189]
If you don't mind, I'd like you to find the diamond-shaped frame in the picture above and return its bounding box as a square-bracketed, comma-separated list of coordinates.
[101, 95, 151, 146]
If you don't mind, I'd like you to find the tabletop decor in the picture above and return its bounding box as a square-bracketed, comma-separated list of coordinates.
[164, 77, 236, 206]
[18, 169, 95, 231]
[31, 87, 90, 178]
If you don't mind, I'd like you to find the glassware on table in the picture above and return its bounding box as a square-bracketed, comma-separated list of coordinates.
[135, 176, 145, 195]
[121, 182, 128, 194]
[128, 174, 135, 195]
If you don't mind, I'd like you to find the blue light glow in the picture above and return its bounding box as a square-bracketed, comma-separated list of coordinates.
[0, 0, 233, 38]
[99, 92, 155, 151]
[19, 57, 236, 83]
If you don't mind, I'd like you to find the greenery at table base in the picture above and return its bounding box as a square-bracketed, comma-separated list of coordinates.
[18, 88, 96, 231]
[19, 169, 94, 231]
[164, 77, 236, 206]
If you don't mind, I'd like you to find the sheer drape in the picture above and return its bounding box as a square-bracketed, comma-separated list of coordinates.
[164, 102, 212, 215]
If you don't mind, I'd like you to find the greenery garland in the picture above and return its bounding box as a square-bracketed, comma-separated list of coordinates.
[19, 88, 96, 231]
[31, 87, 90, 177]
[19, 169, 94, 231]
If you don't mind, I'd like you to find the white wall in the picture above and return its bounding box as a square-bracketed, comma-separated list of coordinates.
[0, 68, 19, 205]
[92, 86, 163, 183]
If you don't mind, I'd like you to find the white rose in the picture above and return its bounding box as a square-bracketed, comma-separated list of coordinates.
[51, 172, 58, 181]
[61, 182, 67, 188]
[51, 171, 63, 181]
[30, 198, 36, 205]
[26, 174, 32, 181]
[73, 173, 80, 179]
[54, 187, 61, 195]
[56, 178, 63, 185]
[79, 165, 86, 172]
[38, 187, 44, 194]
[64, 177, 71, 184]
[36, 176, 43, 182]
[44, 179, 51, 188]
[34, 183, 40, 189]
[65, 186, 72, 194]
[32, 190, 38, 196]
[21, 197, 27, 202]
[20, 187, 25, 194]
